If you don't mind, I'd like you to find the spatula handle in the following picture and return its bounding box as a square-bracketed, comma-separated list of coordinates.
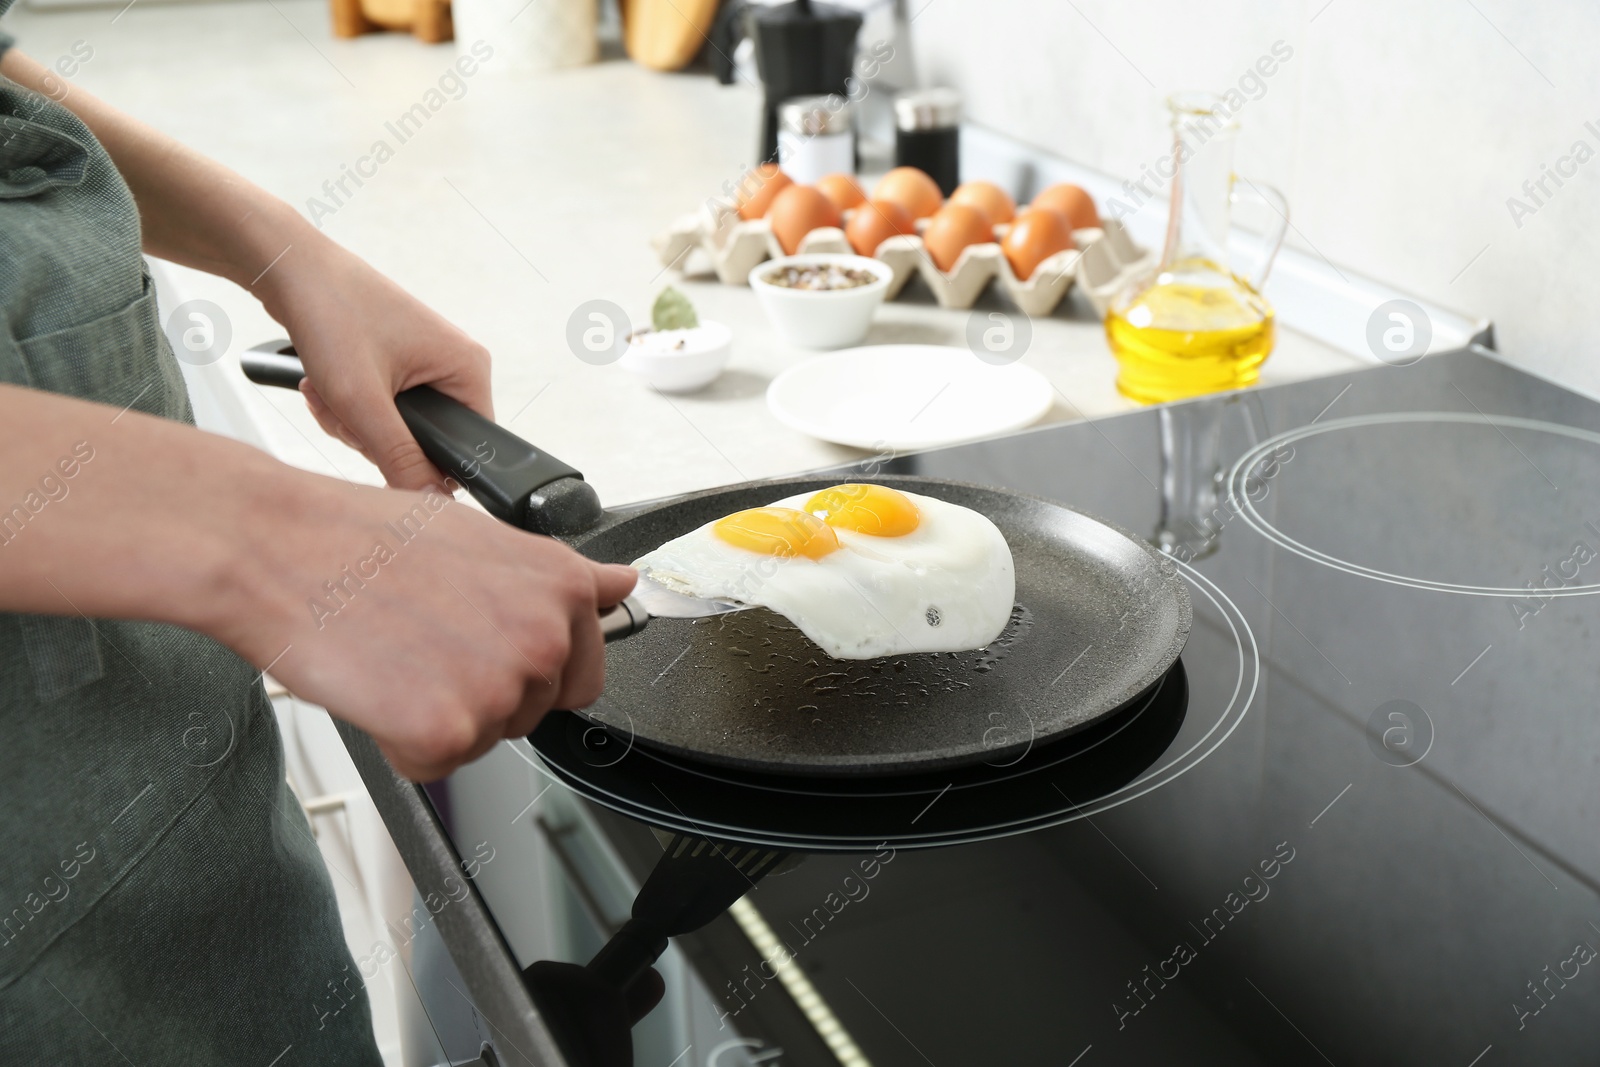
[599, 596, 649, 643]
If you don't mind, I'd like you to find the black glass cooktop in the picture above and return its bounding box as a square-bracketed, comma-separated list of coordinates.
[583, 345, 1600, 1067]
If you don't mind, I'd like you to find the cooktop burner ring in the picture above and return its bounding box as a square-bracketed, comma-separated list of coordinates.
[1076, 555, 1258, 817]
[1227, 411, 1600, 598]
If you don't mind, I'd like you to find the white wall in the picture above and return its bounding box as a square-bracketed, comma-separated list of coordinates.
[909, 0, 1597, 394]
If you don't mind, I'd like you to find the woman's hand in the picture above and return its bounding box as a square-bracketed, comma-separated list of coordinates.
[259, 240, 494, 490]
[214, 471, 637, 781]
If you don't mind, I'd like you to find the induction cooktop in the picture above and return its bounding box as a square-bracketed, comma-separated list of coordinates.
[411, 344, 1600, 1067]
[699, 345, 1600, 1067]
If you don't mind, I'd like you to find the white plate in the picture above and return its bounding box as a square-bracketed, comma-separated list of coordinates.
[766, 344, 1056, 451]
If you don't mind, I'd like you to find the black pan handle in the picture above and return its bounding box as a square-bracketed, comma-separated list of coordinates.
[241, 341, 604, 537]
[240, 342, 648, 643]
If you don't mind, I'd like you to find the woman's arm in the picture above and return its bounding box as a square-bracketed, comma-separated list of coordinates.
[0, 47, 495, 492]
[0, 383, 635, 781]
[0, 49, 307, 295]
[0, 51, 637, 780]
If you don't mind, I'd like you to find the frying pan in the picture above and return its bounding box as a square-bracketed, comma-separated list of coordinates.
[241, 344, 1191, 778]
[574, 476, 1188, 776]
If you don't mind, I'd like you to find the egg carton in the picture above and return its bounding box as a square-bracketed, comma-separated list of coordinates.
[651, 209, 1154, 318]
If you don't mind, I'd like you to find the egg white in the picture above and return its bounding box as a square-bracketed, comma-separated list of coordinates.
[631, 487, 1015, 660]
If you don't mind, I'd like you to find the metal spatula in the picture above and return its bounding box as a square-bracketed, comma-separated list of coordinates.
[599, 578, 749, 643]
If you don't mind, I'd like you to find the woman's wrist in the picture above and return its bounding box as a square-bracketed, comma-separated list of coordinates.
[150, 435, 312, 641]
[218, 197, 335, 309]
[185, 434, 468, 668]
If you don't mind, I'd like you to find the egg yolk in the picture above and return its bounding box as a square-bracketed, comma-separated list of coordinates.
[804, 484, 921, 537]
[714, 507, 840, 560]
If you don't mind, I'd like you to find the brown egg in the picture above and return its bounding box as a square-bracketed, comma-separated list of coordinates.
[922, 203, 994, 273]
[816, 173, 868, 213]
[736, 163, 794, 220]
[768, 185, 844, 255]
[1030, 183, 1101, 231]
[845, 198, 916, 256]
[1002, 207, 1076, 280]
[949, 180, 1015, 225]
[873, 166, 944, 220]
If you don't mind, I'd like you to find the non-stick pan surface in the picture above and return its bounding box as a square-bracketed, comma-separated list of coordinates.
[573, 475, 1189, 777]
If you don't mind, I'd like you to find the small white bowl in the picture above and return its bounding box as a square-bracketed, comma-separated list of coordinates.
[749, 253, 893, 350]
[619, 320, 732, 393]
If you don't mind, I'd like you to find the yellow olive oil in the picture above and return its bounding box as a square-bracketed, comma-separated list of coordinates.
[1105, 272, 1276, 405]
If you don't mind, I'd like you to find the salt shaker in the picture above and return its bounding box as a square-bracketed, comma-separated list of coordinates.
[777, 95, 855, 185]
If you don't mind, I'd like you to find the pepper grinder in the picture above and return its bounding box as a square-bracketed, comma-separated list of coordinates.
[894, 87, 962, 195]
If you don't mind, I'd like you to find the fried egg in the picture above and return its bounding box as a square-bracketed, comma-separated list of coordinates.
[632, 484, 1015, 659]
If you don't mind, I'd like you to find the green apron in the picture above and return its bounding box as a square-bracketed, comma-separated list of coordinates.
[0, 25, 382, 1066]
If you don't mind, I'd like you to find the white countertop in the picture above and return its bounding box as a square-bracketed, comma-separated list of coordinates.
[14, 0, 1366, 504]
